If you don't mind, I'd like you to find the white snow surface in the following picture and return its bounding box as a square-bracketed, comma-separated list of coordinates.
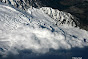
[0, 4, 88, 56]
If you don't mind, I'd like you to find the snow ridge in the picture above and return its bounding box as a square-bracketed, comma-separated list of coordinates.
[0, 0, 40, 10]
[40, 7, 78, 27]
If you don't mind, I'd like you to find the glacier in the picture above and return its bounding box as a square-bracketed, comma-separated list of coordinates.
[0, 3, 88, 58]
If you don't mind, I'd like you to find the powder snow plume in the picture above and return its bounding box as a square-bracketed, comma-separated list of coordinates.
[0, 3, 88, 58]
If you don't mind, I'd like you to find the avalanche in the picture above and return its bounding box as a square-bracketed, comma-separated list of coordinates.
[0, 3, 88, 57]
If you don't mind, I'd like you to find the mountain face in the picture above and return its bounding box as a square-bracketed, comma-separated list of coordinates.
[0, 0, 88, 30]
[61, 0, 88, 30]
[0, 0, 41, 10]
[0, 3, 88, 58]
[40, 7, 78, 27]
[0, 0, 80, 27]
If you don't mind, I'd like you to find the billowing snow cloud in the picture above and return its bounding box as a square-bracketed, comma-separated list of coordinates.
[0, 3, 88, 57]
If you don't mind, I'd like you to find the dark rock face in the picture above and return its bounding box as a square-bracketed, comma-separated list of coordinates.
[61, 0, 88, 30]
[0, 0, 88, 30]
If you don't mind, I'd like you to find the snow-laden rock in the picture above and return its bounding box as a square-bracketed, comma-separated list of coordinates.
[0, 3, 88, 57]
[40, 7, 79, 27]
[0, 0, 79, 27]
[0, 0, 41, 10]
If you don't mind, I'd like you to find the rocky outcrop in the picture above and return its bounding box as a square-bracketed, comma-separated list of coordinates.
[0, 0, 41, 10]
[40, 7, 79, 27]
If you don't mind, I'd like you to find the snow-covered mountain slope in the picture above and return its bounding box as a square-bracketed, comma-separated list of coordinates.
[0, 0, 79, 27]
[40, 7, 79, 27]
[0, 0, 41, 10]
[1, 0, 88, 31]
[0, 3, 88, 57]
